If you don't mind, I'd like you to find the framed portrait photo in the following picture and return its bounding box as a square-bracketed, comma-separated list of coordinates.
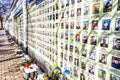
[81, 62, 86, 70]
[88, 64, 95, 75]
[103, 0, 113, 12]
[115, 18, 120, 31]
[90, 36, 97, 45]
[83, 21, 89, 30]
[74, 58, 79, 66]
[111, 56, 120, 70]
[117, 0, 120, 10]
[91, 20, 98, 30]
[82, 35, 88, 43]
[84, 5, 90, 15]
[102, 19, 111, 30]
[75, 34, 80, 42]
[82, 48, 87, 57]
[77, 8, 81, 16]
[100, 37, 108, 48]
[89, 50, 96, 60]
[113, 38, 120, 50]
[99, 53, 107, 64]
[92, 3, 100, 14]
[98, 68, 106, 80]
[80, 73, 85, 80]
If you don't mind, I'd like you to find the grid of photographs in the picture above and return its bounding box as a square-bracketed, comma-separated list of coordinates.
[14, 14, 24, 44]
[23, 0, 120, 80]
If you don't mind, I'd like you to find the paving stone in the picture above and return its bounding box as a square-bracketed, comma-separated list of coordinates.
[0, 30, 25, 80]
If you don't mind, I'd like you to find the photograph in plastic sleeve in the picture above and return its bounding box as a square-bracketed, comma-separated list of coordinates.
[82, 35, 88, 43]
[71, 9, 75, 17]
[61, 22, 64, 29]
[110, 73, 120, 80]
[70, 21, 74, 29]
[81, 62, 86, 70]
[76, 21, 81, 29]
[80, 73, 85, 80]
[115, 18, 120, 31]
[65, 33, 68, 40]
[53, 23, 55, 28]
[71, 0, 75, 5]
[100, 37, 108, 48]
[60, 61, 63, 67]
[60, 52, 63, 60]
[65, 44, 68, 50]
[111, 56, 120, 70]
[61, 33, 64, 39]
[66, 0, 69, 6]
[91, 20, 98, 30]
[48, 15, 50, 21]
[113, 38, 120, 50]
[74, 67, 78, 77]
[82, 48, 87, 57]
[84, 5, 90, 15]
[50, 15, 52, 20]
[77, 8, 81, 16]
[65, 22, 69, 29]
[90, 36, 97, 45]
[56, 22, 59, 27]
[53, 6, 55, 12]
[50, 23, 52, 28]
[89, 50, 96, 60]
[103, 0, 113, 12]
[61, 12, 64, 19]
[52, 31, 56, 36]
[56, 13, 58, 19]
[69, 56, 73, 63]
[70, 33, 74, 42]
[64, 53, 68, 60]
[61, 0, 64, 8]
[70, 45, 73, 52]
[98, 68, 106, 80]
[50, 55, 51, 60]
[64, 63, 67, 69]
[75, 34, 80, 42]
[75, 46, 79, 54]
[92, 3, 100, 14]
[74, 58, 79, 66]
[88, 64, 95, 75]
[99, 54, 107, 64]
[56, 3, 59, 10]
[77, 0, 82, 3]
[66, 10, 69, 18]
[118, 0, 120, 10]
[83, 21, 89, 30]
[61, 42, 64, 49]
[102, 19, 111, 30]
[52, 48, 54, 53]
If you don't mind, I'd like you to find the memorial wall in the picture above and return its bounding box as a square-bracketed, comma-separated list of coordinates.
[26, 0, 120, 80]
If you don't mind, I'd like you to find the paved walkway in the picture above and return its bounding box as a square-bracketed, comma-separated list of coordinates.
[0, 30, 25, 80]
